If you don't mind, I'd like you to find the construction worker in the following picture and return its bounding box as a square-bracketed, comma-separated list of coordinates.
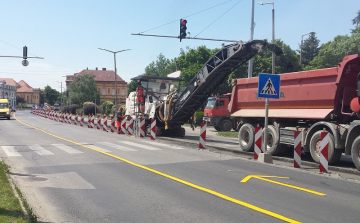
[116, 107, 123, 134]
[136, 82, 145, 112]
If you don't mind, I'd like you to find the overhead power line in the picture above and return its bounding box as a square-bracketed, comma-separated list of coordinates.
[194, 0, 243, 38]
[139, 0, 233, 34]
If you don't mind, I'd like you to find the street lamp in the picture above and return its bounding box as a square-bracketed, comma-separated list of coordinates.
[258, 1, 275, 156]
[99, 48, 131, 112]
[300, 31, 314, 66]
[56, 81, 63, 106]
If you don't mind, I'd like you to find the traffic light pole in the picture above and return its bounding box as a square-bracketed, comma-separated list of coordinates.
[131, 33, 238, 42]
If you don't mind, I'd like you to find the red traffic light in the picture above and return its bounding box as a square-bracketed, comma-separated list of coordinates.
[181, 20, 187, 25]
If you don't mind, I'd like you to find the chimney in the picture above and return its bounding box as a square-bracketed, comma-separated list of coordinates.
[96, 67, 98, 70]
[102, 68, 106, 71]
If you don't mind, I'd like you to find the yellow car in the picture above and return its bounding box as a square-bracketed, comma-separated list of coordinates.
[0, 99, 11, 120]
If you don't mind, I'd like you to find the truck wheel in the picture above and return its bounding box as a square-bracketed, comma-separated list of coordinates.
[220, 120, 232, 132]
[309, 130, 342, 164]
[238, 124, 255, 152]
[264, 125, 281, 155]
[351, 135, 360, 170]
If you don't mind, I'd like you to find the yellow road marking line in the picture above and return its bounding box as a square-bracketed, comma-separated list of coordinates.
[14, 114, 301, 223]
[241, 175, 326, 196]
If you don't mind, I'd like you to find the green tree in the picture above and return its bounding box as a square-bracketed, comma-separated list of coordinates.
[307, 27, 360, 69]
[42, 86, 60, 105]
[68, 74, 100, 106]
[300, 32, 320, 67]
[144, 53, 176, 77]
[351, 10, 360, 33]
[127, 80, 138, 94]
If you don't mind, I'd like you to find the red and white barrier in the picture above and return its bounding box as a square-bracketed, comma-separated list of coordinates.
[102, 115, 108, 132]
[254, 127, 262, 159]
[294, 131, 302, 168]
[128, 117, 133, 135]
[150, 119, 156, 140]
[74, 113, 78, 125]
[91, 114, 95, 128]
[199, 122, 207, 149]
[80, 113, 84, 127]
[121, 117, 127, 134]
[87, 114, 92, 128]
[68, 113, 72, 124]
[110, 116, 116, 133]
[95, 115, 100, 130]
[320, 132, 329, 173]
[139, 118, 145, 138]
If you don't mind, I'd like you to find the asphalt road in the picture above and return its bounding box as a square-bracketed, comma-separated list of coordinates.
[1, 110, 360, 223]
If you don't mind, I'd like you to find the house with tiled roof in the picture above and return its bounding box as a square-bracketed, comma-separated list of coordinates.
[16, 80, 41, 106]
[65, 67, 128, 105]
[0, 78, 18, 107]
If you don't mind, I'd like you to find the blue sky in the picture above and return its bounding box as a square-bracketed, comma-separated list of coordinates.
[0, 0, 359, 92]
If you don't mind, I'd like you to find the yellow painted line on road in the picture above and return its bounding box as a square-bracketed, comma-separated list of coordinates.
[15, 114, 301, 223]
[241, 175, 326, 196]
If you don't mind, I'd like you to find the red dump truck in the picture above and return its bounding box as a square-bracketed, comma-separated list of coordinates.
[203, 93, 235, 131]
[229, 54, 360, 170]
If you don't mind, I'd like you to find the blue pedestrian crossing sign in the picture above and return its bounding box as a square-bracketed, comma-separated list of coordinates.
[257, 73, 280, 99]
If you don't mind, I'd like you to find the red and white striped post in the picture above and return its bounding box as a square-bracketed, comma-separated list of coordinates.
[294, 131, 302, 168]
[199, 122, 207, 149]
[320, 132, 329, 173]
[91, 114, 95, 128]
[121, 117, 127, 134]
[254, 127, 262, 159]
[102, 115, 108, 132]
[68, 113, 72, 124]
[74, 113, 78, 125]
[110, 116, 116, 133]
[127, 117, 133, 135]
[150, 119, 156, 140]
[87, 114, 91, 128]
[80, 113, 84, 127]
[139, 118, 145, 138]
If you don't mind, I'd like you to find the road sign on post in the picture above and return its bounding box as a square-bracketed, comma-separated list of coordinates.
[258, 73, 280, 99]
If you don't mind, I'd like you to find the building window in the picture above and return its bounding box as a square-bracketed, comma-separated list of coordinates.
[121, 89, 125, 96]
[102, 88, 106, 95]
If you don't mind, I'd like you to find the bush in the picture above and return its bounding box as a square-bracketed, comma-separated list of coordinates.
[83, 102, 96, 115]
[102, 101, 114, 116]
[194, 111, 204, 124]
[67, 104, 79, 114]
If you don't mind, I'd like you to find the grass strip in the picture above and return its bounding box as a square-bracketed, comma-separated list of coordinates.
[0, 161, 37, 222]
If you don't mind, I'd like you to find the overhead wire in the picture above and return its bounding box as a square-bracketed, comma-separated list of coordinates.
[194, 0, 243, 38]
[139, 0, 233, 34]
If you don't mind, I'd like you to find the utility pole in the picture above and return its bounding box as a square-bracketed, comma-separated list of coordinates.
[248, 0, 255, 78]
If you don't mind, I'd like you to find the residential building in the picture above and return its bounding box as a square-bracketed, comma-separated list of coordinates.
[0, 78, 18, 107]
[16, 80, 41, 107]
[65, 67, 128, 105]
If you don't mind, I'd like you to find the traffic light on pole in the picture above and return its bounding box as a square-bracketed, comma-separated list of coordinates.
[23, 46, 27, 59]
[180, 19, 187, 42]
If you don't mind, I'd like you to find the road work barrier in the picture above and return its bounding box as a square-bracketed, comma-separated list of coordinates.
[111, 116, 116, 133]
[254, 127, 262, 160]
[102, 115, 108, 132]
[121, 117, 127, 134]
[96, 115, 101, 130]
[128, 117, 133, 135]
[320, 132, 329, 173]
[199, 122, 207, 149]
[139, 118, 145, 138]
[294, 131, 301, 168]
[151, 119, 156, 140]
[74, 113, 78, 125]
[80, 113, 84, 127]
